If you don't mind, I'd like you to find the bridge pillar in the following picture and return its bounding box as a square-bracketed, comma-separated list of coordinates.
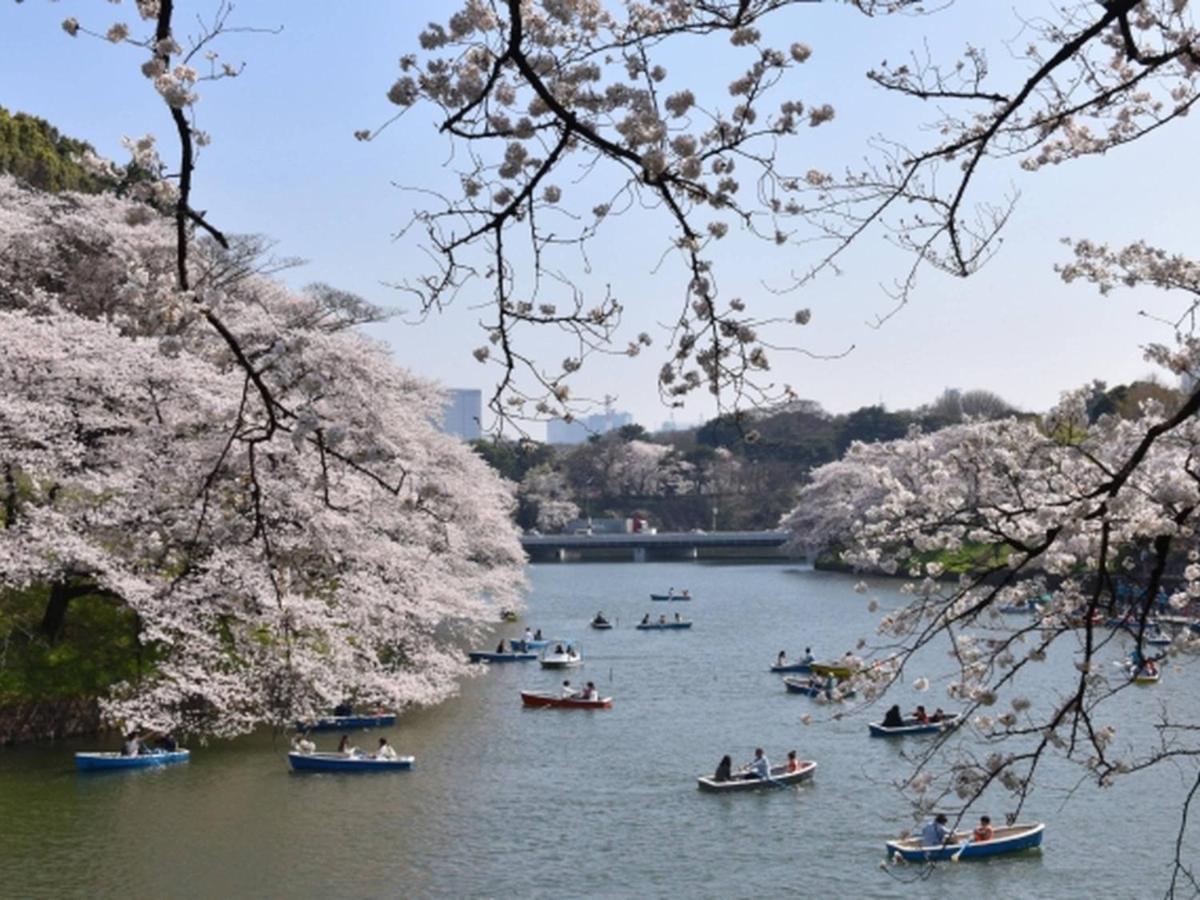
[632, 547, 647, 563]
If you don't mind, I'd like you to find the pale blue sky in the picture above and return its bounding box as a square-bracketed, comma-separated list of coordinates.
[2, 2, 1190, 435]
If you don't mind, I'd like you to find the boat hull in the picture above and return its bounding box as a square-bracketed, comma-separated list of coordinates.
[295, 714, 397, 732]
[810, 662, 854, 679]
[509, 639, 551, 651]
[697, 761, 817, 792]
[287, 752, 413, 772]
[75, 750, 190, 771]
[590, 622, 613, 630]
[869, 715, 961, 737]
[782, 676, 855, 698]
[520, 691, 612, 709]
[886, 823, 1045, 862]
[769, 662, 813, 674]
[468, 651, 537, 662]
[636, 622, 693, 630]
[650, 594, 692, 601]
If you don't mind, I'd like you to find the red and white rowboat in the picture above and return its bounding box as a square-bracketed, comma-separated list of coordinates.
[520, 690, 612, 710]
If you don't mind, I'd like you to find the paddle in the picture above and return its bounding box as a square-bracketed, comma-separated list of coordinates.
[951, 836, 972, 862]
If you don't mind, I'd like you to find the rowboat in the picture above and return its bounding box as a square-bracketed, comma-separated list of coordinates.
[769, 661, 813, 674]
[810, 661, 855, 679]
[75, 750, 190, 771]
[295, 713, 396, 732]
[650, 592, 692, 601]
[696, 760, 817, 792]
[1131, 668, 1161, 685]
[520, 690, 612, 709]
[509, 638, 551, 651]
[468, 650, 537, 662]
[782, 676, 856, 699]
[636, 621, 693, 630]
[886, 822, 1045, 862]
[590, 620, 614, 630]
[539, 641, 583, 668]
[287, 751, 414, 772]
[869, 714, 962, 737]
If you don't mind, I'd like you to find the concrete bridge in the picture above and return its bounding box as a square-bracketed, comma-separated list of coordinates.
[521, 530, 795, 563]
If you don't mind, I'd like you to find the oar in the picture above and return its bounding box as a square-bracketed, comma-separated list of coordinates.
[950, 835, 972, 862]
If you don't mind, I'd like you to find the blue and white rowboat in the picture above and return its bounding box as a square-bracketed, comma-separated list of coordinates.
[508, 639, 551, 651]
[287, 752, 414, 772]
[769, 662, 813, 674]
[636, 621, 693, 630]
[868, 714, 961, 737]
[468, 651, 537, 662]
[295, 713, 397, 732]
[650, 593, 692, 601]
[886, 822, 1045, 862]
[75, 750, 190, 772]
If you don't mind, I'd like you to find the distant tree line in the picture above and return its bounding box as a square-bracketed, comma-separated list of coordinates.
[475, 381, 1182, 533]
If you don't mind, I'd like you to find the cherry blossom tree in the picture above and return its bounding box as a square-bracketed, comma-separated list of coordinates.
[786, 244, 1200, 890]
[518, 464, 580, 531]
[0, 176, 525, 736]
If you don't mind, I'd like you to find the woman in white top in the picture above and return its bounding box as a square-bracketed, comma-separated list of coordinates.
[375, 738, 398, 761]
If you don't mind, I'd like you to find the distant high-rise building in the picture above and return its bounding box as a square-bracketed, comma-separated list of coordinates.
[442, 389, 482, 441]
[546, 410, 634, 445]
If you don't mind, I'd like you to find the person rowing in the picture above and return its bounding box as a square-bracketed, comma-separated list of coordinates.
[593, 611, 608, 625]
[582, 681, 599, 701]
[560, 679, 575, 699]
[881, 704, 904, 728]
[743, 747, 771, 781]
[374, 737, 398, 761]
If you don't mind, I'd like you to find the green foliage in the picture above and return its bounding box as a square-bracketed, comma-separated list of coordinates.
[0, 585, 147, 702]
[0, 105, 115, 194]
[470, 437, 554, 483]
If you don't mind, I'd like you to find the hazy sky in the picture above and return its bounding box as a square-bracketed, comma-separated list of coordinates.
[2, 2, 1191, 436]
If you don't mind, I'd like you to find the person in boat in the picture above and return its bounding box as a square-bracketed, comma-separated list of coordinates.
[560, 679, 575, 699]
[1129, 646, 1145, 668]
[121, 730, 143, 757]
[972, 815, 994, 842]
[776, 651, 787, 667]
[337, 734, 360, 757]
[582, 681, 599, 701]
[533, 629, 544, 640]
[785, 750, 802, 773]
[156, 733, 178, 752]
[882, 704, 904, 728]
[913, 705, 929, 725]
[567, 645, 579, 659]
[375, 737, 398, 761]
[658, 614, 667, 625]
[496, 639, 506, 654]
[681, 589, 690, 598]
[930, 708, 946, 723]
[802, 647, 815, 665]
[674, 612, 682, 622]
[713, 754, 733, 782]
[333, 701, 353, 717]
[554, 643, 565, 654]
[1142, 658, 1158, 676]
[641, 613, 651, 625]
[920, 813, 951, 847]
[593, 611, 608, 625]
[291, 731, 315, 755]
[667, 587, 674, 598]
[744, 747, 771, 780]
[522, 627, 534, 650]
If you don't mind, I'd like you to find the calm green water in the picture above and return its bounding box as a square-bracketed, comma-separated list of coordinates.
[1, 563, 1195, 899]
